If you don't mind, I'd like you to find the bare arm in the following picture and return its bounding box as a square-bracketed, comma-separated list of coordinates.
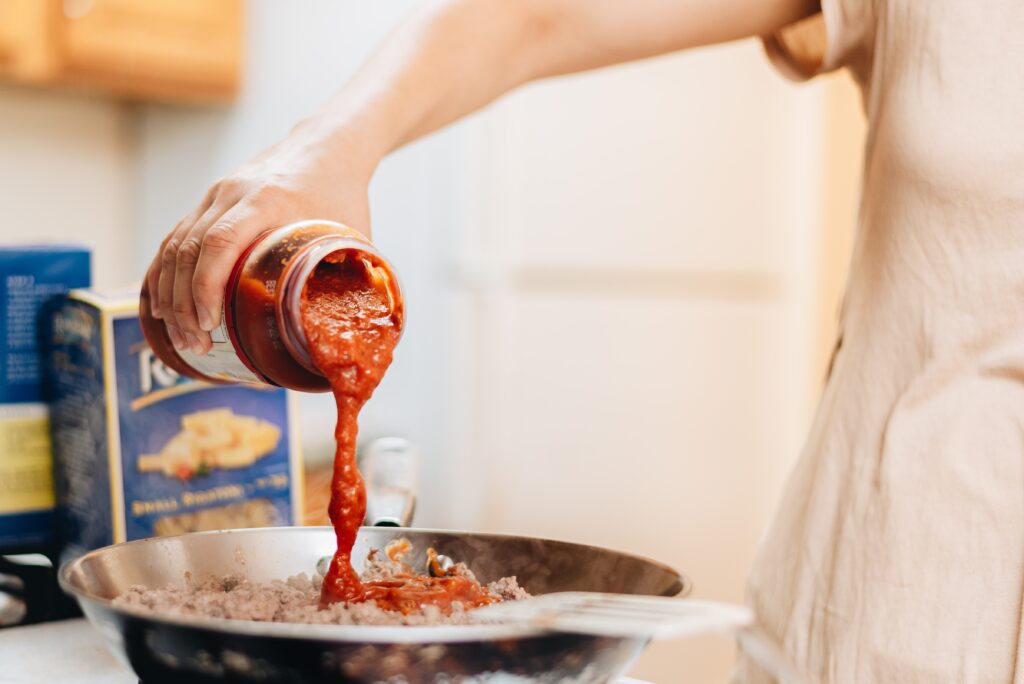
[149, 0, 818, 353]
[329, 0, 818, 156]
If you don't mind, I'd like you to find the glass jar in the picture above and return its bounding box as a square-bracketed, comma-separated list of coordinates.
[140, 220, 404, 392]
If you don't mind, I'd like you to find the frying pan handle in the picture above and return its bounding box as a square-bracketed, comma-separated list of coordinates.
[362, 437, 418, 527]
[629, 599, 813, 684]
[734, 622, 814, 684]
[366, 499, 417, 527]
[693, 602, 813, 684]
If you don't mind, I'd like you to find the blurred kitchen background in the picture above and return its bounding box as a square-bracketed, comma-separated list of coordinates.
[0, 1, 866, 680]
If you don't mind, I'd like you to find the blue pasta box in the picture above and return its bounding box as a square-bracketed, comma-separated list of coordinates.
[49, 287, 303, 562]
[0, 246, 90, 552]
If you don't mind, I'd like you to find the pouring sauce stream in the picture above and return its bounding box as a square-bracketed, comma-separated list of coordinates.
[301, 252, 492, 612]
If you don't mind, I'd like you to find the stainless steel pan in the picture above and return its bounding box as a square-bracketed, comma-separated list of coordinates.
[59, 527, 689, 683]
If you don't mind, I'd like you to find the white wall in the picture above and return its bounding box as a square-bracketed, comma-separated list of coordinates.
[452, 43, 834, 682]
[0, 84, 134, 286]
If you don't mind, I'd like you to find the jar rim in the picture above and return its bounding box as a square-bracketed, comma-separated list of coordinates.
[276, 236, 392, 376]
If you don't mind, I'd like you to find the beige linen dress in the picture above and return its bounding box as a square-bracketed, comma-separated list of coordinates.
[735, 1, 1024, 682]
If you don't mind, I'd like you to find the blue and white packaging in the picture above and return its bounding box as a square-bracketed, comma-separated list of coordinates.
[49, 288, 303, 561]
[0, 246, 90, 551]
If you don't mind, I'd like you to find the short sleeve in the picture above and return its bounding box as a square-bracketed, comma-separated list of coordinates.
[762, 0, 876, 84]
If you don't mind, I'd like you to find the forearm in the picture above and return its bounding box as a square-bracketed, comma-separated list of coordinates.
[291, 0, 546, 178]
[294, 0, 818, 176]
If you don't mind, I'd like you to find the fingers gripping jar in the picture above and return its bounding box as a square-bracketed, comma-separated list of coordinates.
[140, 220, 404, 392]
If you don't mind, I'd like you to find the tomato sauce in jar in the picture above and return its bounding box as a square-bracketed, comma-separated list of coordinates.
[140, 220, 402, 392]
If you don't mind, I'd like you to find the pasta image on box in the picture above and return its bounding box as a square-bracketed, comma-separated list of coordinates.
[48, 287, 302, 562]
[137, 408, 281, 479]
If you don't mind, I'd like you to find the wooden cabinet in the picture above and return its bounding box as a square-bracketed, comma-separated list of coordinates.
[0, 0, 241, 104]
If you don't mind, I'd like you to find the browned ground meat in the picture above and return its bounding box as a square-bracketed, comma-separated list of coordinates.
[113, 541, 529, 626]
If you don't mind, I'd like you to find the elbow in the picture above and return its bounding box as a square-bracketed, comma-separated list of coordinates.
[504, 0, 577, 84]
[429, 0, 577, 87]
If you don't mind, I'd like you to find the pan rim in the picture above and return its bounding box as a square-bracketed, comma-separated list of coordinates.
[59, 526, 688, 644]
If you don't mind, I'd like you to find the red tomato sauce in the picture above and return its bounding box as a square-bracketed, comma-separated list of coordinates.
[301, 252, 493, 613]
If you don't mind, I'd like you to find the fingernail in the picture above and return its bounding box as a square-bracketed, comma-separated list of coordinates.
[197, 306, 214, 332]
[186, 333, 205, 356]
[167, 325, 186, 350]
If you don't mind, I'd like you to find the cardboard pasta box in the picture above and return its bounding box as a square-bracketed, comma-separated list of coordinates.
[49, 287, 303, 562]
[0, 246, 90, 552]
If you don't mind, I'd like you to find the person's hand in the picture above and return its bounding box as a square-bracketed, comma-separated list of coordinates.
[145, 128, 375, 355]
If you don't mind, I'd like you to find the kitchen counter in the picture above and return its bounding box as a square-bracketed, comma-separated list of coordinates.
[0, 619, 654, 683]
[1, 619, 130, 684]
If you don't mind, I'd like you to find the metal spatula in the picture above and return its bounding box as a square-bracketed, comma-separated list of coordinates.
[474, 592, 811, 684]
